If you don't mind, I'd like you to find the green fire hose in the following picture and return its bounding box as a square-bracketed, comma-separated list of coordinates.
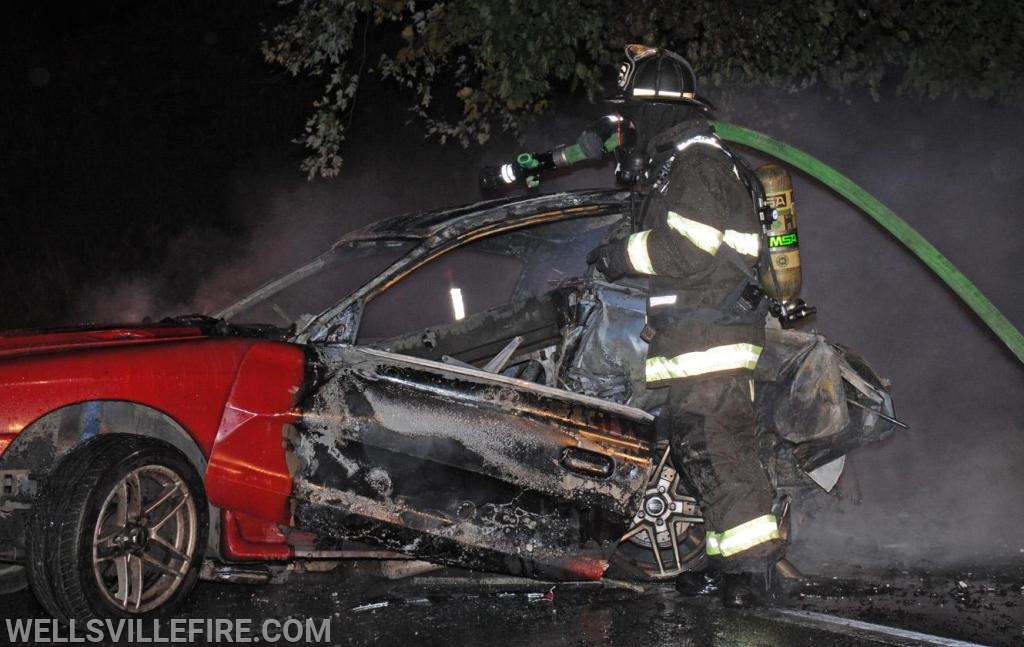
[710, 120, 1024, 365]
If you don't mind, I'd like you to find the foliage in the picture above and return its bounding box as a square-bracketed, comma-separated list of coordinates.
[264, 0, 1024, 178]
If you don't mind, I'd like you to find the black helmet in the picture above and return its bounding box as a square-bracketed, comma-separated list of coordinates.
[615, 44, 713, 110]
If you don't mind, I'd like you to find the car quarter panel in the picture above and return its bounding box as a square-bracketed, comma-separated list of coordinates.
[0, 337, 255, 459]
[0, 337, 306, 525]
[204, 341, 307, 525]
[0, 336, 295, 559]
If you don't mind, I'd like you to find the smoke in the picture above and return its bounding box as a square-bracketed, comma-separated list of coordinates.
[76, 278, 166, 325]
[78, 82, 1023, 571]
[79, 103, 618, 323]
[710, 86, 1024, 571]
[76, 122, 492, 322]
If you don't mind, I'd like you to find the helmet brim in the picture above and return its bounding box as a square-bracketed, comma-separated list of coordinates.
[604, 92, 715, 113]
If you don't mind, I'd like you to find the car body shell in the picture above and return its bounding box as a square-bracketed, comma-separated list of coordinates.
[0, 189, 899, 581]
[0, 191, 664, 579]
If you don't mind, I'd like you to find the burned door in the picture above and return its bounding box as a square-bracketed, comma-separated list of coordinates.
[291, 345, 654, 580]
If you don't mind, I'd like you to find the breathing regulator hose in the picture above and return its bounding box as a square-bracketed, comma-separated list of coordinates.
[710, 120, 1024, 365]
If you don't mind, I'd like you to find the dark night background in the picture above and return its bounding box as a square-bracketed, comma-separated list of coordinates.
[2, 1, 1023, 575]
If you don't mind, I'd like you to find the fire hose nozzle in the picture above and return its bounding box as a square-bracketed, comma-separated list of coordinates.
[479, 164, 516, 191]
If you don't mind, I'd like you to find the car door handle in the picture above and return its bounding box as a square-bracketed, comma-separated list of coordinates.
[559, 447, 614, 479]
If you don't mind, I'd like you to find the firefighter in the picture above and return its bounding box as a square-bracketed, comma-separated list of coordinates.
[585, 45, 784, 606]
[479, 44, 786, 606]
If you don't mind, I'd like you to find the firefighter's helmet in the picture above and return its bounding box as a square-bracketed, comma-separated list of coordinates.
[615, 44, 712, 110]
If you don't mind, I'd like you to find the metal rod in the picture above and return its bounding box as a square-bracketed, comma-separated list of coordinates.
[846, 398, 910, 429]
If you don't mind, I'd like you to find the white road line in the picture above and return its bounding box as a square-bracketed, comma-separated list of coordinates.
[766, 608, 990, 647]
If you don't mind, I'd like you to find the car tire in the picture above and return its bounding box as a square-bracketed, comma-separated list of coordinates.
[25, 435, 207, 620]
[25, 436, 115, 618]
[0, 564, 27, 595]
[606, 445, 706, 581]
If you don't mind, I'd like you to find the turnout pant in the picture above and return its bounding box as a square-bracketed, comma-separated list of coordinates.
[664, 373, 783, 573]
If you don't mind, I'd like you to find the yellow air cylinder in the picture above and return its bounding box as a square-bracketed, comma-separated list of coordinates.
[757, 164, 802, 304]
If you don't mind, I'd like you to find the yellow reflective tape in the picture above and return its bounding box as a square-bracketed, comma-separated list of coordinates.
[666, 211, 722, 255]
[717, 514, 780, 557]
[626, 230, 657, 275]
[645, 343, 763, 382]
[705, 532, 722, 556]
[722, 230, 761, 257]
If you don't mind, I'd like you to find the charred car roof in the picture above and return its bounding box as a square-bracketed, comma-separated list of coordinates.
[216, 190, 630, 332]
[333, 189, 629, 243]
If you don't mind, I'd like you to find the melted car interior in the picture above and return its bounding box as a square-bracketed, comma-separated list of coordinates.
[357, 213, 632, 390]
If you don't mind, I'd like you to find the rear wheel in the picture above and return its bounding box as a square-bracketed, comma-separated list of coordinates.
[607, 445, 706, 580]
[25, 436, 207, 620]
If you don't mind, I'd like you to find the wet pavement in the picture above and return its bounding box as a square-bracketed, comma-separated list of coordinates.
[2, 564, 1022, 646]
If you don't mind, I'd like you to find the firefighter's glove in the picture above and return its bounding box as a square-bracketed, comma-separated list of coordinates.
[586, 243, 629, 282]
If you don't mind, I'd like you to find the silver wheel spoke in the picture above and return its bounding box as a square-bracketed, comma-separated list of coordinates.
[149, 532, 190, 563]
[668, 520, 682, 571]
[142, 553, 185, 579]
[127, 471, 143, 521]
[620, 524, 646, 542]
[130, 554, 144, 610]
[116, 555, 130, 606]
[115, 481, 129, 527]
[645, 526, 666, 576]
[94, 525, 125, 557]
[144, 480, 182, 517]
[654, 446, 671, 474]
[94, 543, 121, 561]
[150, 493, 188, 532]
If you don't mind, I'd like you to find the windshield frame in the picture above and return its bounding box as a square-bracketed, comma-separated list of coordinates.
[212, 237, 418, 324]
[213, 190, 630, 344]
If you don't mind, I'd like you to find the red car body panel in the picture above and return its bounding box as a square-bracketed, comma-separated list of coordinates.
[222, 511, 293, 560]
[205, 342, 306, 526]
[0, 326, 204, 358]
[0, 326, 240, 456]
[0, 325, 307, 545]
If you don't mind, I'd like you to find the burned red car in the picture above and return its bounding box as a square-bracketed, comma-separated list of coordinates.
[0, 190, 898, 620]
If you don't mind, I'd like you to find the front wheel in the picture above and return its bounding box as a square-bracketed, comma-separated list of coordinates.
[607, 445, 706, 580]
[26, 436, 207, 620]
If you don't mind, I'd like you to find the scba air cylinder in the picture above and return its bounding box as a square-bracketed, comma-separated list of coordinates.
[757, 164, 802, 304]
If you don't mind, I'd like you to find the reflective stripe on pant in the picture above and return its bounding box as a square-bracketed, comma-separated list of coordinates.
[646, 343, 762, 383]
[704, 514, 780, 557]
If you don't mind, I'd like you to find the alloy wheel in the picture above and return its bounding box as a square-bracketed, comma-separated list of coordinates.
[91, 465, 198, 613]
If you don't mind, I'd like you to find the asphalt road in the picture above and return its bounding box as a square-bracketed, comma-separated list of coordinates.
[2, 565, 1021, 646]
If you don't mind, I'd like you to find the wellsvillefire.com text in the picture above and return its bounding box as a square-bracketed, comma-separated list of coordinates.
[5, 617, 331, 644]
